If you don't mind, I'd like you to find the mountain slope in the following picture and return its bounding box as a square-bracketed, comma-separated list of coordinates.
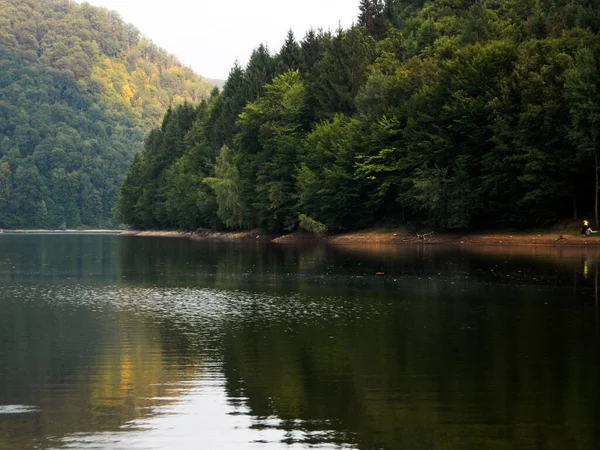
[0, 0, 213, 228]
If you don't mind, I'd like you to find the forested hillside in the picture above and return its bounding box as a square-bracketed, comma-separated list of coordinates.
[0, 0, 213, 228]
[117, 0, 600, 232]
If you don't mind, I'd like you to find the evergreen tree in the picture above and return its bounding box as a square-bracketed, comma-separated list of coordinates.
[300, 28, 327, 76]
[358, 0, 386, 39]
[313, 26, 376, 117]
[244, 44, 277, 101]
[278, 30, 302, 73]
[236, 70, 306, 230]
[212, 63, 247, 149]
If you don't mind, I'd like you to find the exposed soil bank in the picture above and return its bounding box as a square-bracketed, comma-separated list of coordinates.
[120, 228, 600, 246]
[120, 229, 276, 243]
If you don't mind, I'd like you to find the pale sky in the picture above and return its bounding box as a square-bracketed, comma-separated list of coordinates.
[74, 0, 358, 80]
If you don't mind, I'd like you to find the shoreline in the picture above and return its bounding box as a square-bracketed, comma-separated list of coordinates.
[0, 229, 121, 234]
[120, 228, 600, 247]
[2, 228, 598, 246]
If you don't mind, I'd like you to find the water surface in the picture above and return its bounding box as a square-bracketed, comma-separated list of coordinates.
[0, 234, 599, 449]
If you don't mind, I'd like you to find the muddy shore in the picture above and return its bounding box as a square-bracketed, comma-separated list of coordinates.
[0, 229, 120, 234]
[1, 227, 595, 246]
[119, 228, 600, 246]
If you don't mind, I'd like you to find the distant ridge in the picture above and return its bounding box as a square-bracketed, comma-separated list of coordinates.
[206, 78, 226, 89]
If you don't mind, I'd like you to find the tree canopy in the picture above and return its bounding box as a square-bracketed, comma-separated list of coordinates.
[111, 0, 600, 231]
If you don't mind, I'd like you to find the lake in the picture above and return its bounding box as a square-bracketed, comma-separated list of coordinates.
[0, 234, 599, 449]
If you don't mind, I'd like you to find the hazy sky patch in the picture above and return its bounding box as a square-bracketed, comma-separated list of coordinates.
[75, 0, 358, 79]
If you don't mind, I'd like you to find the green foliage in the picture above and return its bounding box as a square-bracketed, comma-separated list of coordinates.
[0, 0, 212, 228]
[298, 214, 328, 234]
[278, 30, 302, 73]
[203, 146, 247, 228]
[114, 103, 200, 229]
[299, 114, 371, 229]
[313, 26, 376, 118]
[236, 70, 307, 230]
[410, 159, 479, 228]
[565, 46, 600, 157]
[565, 45, 600, 223]
[162, 155, 209, 230]
[245, 45, 277, 102]
[118, 0, 600, 232]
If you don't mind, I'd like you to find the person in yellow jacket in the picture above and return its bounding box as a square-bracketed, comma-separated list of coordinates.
[582, 219, 597, 236]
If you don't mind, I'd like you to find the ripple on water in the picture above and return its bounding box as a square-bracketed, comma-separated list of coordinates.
[0, 404, 39, 414]
[2, 283, 379, 332]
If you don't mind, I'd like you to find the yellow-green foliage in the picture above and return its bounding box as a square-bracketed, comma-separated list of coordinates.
[0, 0, 213, 130]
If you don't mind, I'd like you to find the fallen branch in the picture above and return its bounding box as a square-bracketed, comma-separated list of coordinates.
[416, 231, 435, 242]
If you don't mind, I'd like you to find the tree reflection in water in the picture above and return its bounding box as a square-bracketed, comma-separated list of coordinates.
[0, 235, 598, 449]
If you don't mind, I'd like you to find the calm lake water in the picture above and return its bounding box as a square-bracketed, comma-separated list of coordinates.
[0, 234, 599, 450]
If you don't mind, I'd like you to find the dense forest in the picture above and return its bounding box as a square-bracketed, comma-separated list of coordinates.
[0, 0, 213, 228]
[107, 1, 600, 231]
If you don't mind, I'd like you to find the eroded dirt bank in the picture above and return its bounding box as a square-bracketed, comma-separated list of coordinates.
[120, 229, 600, 246]
[120, 229, 276, 242]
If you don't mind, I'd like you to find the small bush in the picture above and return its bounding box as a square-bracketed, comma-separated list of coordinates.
[298, 214, 328, 235]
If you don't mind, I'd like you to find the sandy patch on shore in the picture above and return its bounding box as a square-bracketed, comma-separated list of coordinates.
[121, 229, 275, 242]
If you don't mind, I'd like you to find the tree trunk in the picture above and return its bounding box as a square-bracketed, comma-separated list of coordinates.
[594, 149, 598, 228]
[594, 261, 598, 334]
